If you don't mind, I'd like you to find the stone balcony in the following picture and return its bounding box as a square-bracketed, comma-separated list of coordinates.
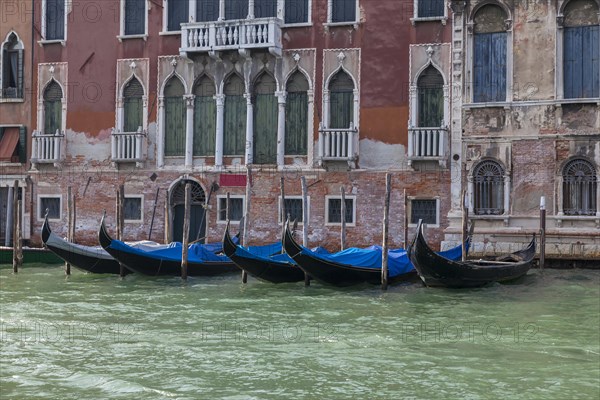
[111, 128, 146, 167]
[318, 124, 358, 169]
[407, 127, 448, 167]
[31, 130, 64, 167]
[180, 17, 282, 57]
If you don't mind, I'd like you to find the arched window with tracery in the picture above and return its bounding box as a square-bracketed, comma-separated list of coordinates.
[562, 158, 597, 215]
[473, 160, 505, 215]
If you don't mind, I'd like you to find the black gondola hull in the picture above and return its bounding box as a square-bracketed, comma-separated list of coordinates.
[408, 222, 535, 288]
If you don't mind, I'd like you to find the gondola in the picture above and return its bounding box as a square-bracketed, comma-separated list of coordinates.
[42, 214, 130, 274]
[99, 215, 238, 276]
[223, 224, 308, 283]
[408, 220, 536, 288]
[282, 223, 420, 286]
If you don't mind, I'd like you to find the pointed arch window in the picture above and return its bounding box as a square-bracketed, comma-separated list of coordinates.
[563, 158, 597, 215]
[473, 160, 505, 215]
[285, 71, 309, 155]
[223, 74, 246, 156]
[193, 76, 216, 156]
[43, 80, 63, 135]
[417, 65, 444, 127]
[253, 72, 277, 164]
[164, 77, 186, 156]
[123, 78, 143, 132]
[473, 5, 507, 103]
[329, 70, 354, 129]
[1, 33, 23, 99]
[563, 0, 600, 99]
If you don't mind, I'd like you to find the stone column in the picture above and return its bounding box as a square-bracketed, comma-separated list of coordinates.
[244, 93, 254, 165]
[157, 97, 165, 168]
[276, 91, 286, 167]
[215, 93, 225, 168]
[185, 95, 195, 169]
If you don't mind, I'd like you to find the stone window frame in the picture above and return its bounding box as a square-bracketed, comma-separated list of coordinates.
[37, 69, 67, 137]
[0, 31, 25, 102]
[407, 197, 440, 228]
[409, 55, 450, 129]
[467, 158, 510, 217]
[216, 194, 246, 224]
[322, 65, 360, 132]
[555, 0, 600, 101]
[464, 2, 513, 105]
[38, 194, 62, 221]
[411, 0, 448, 25]
[116, 66, 149, 135]
[123, 195, 144, 223]
[324, 195, 356, 227]
[118, 0, 149, 41]
[278, 195, 309, 225]
[39, 0, 68, 46]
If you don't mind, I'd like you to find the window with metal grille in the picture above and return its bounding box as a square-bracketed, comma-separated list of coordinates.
[417, 0, 444, 18]
[330, 0, 356, 23]
[40, 197, 61, 220]
[279, 197, 304, 223]
[123, 197, 142, 221]
[473, 160, 505, 215]
[410, 199, 437, 224]
[218, 197, 244, 222]
[563, 158, 597, 216]
[327, 197, 354, 224]
[285, 0, 309, 24]
[43, 80, 63, 135]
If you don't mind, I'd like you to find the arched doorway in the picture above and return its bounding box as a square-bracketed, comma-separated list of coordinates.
[169, 179, 206, 243]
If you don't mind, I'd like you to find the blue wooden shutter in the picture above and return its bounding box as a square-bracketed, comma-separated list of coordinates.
[44, 81, 62, 134]
[125, 0, 145, 35]
[332, 0, 356, 23]
[565, 26, 599, 98]
[197, 0, 219, 22]
[474, 32, 506, 102]
[46, 0, 65, 40]
[168, 0, 189, 31]
[285, 0, 308, 24]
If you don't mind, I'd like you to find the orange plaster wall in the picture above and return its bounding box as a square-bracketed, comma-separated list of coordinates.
[360, 106, 408, 146]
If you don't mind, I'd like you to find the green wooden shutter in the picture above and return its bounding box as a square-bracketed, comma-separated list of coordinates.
[43, 81, 63, 134]
[223, 95, 246, 155]
[417, 66, 444, 127]
[17, 49, 23, 99]
[329, 71, 354, 129]
[253, 93, 277, 164]
[18, 126, 26, 163]
[123, 78, 144, 132]
[194, 96, 216, 156]
[164, 97, 186, 156]
[285, 92, 307, 155]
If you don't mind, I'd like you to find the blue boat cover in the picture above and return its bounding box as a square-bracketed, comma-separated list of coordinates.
[109, 239, 231, 263]
[298, 242, 466, 278]
[238, 244, 331, 265]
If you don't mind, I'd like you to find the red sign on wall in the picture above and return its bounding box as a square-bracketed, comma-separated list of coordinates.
[219, 174, 247, 187]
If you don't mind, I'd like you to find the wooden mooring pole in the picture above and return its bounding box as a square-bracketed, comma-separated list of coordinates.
[148, 188, 160, 241]
[13, 190, 23, 273]
[340, 186, 346, 251]
[118, 184, 125, 277]
[539, 196, 546, 270]
[301, 176, 310, 286]
[461, 190, 468, 262]
[242, 169, 252, 283]
[181, 183, 191, 280]
[65, 186, 72, 275]
[403, 189, 408, 249]
[381, 173, 391, 291]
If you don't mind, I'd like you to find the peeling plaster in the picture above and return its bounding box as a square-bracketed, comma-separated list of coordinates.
[359, 139, 406, 169]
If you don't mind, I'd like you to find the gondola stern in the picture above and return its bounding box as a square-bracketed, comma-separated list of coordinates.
[98, 214, 114, 250]
[41, 213, 52, 245]
[282, 221, 302, 258]
[222, 221, 237, 258]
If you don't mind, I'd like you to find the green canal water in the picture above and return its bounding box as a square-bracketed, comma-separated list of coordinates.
[0, 266, 599, 400]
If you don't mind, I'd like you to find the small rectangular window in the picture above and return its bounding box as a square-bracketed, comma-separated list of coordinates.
[417, 0, 444, 18]
[279, 197, 306, 224]
[167, 0, 189, 31]
[410, 199, 438, 225]
[39, 196, 61, 220]
[124, 0, 146, 36]
[123, 196, 143, 222]
[326, 197, 355, 225]
[218, 196, 244, 222]
[331, 0, 356, 23]
[45, 0, 65, 40]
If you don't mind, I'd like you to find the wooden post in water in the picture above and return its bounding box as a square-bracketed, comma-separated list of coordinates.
[13, 198, 23, 273]
[300, 176, 310, 286]
[164, 191, 170, 244]
[118, 184, 125, 277]
[181, 183, 191, 280]
[65, 186, 72, 275]
[148, 188, 160, 241]
[242, 169, 252, 283]
[539, 196, 546, 270]
[11, 180, 18, 272]
[461, 190, 469, 262]
[381, 173, 391, 290]
[403, 189, 408, 249]
[280, 177, 287, 238]
[340, 186, 346, 251]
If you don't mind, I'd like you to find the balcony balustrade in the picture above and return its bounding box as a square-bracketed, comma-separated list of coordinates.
[111, 128, 146, 166]
[407, 127, 448, 167]
[31, 130, 64, 167]
[318, 124, 358, 168]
